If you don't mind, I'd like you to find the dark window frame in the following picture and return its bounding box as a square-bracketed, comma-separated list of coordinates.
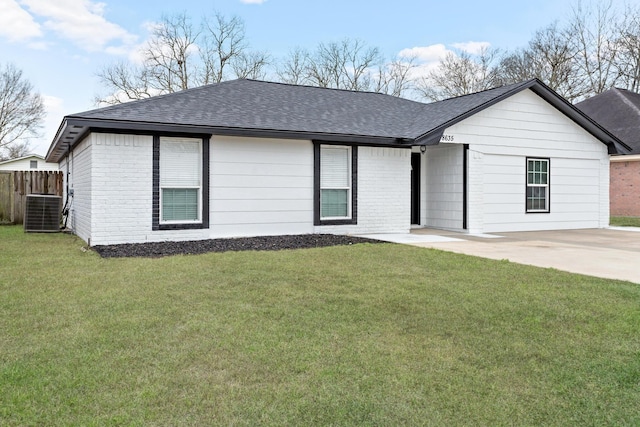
[525, 157, 551, 214]
[313, 142, 358, 226]
[152, 134, 210, 230]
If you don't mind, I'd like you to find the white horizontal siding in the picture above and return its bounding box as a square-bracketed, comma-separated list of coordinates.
[210, 136, 314, 238]
[444, 89, 609, 233]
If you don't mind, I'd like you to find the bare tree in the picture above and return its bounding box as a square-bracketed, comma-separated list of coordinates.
[568, 1, 621, 96]
[231, 51, 271, 80]
[0, 63, 45, 158]
[615, 5, 640, 92]
[200, 13, 268, 84]
[277, 39, 415, 96]
[497, 23, 586, 101]
[96, 62, 154, 103]
[303, 39, 382, 91]
[143, 13, 200, 92]
[0, 141, 31, 161]
[276, 47, 310, 85]
[415, 48, 501, 101]
[96, 11, 269, 104]
[373, 55, 417, 97]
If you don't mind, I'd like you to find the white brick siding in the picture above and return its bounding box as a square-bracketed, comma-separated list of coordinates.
[66, 137, 92, 243]
[316, 146, 411, 235]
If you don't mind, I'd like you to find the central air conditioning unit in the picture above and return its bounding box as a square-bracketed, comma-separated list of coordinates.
[24, 194, 62, 233]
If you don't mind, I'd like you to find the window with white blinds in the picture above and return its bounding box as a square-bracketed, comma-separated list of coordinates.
[160, 137, 202, 222]
[320, 146, 351, 219]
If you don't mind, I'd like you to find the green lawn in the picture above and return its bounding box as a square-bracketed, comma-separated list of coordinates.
[611, 216, 640, 227]
[1, 226, 639, 426]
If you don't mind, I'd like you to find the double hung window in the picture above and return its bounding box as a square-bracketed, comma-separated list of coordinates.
[320, 146, 352, 219]
[526, 158, 550, 213]
[314, 143, 357, 225]
[153, 135, 209, 231]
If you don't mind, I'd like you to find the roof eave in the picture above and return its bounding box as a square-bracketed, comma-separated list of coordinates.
[527, 82, 631, 154]
[45, 117, 408, 163]
[412, 79, 537, 146]
[411, 79, 630, 154]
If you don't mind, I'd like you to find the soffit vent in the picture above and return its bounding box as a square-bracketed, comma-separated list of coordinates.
[24, 195, 61, 233]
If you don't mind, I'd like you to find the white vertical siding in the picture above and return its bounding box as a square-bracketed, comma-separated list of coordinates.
[210, 136, 314, 238]
[444, 89, 609, 233]
[423, 144, 464, 230]
[317, 146, 411, 235]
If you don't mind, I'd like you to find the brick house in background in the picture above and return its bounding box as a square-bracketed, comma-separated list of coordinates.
[577, 88, 640, 217]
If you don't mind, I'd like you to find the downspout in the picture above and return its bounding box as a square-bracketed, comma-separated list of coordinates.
[61, 144, 74, 230]
[462, 144, 469, 230]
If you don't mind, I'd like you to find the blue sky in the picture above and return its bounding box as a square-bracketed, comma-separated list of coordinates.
[0, 0, 624, 155]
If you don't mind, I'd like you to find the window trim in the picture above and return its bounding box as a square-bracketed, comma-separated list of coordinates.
[525, 157, 550, 214]
[30, 160, 38, 169]
[314, 142, 358, 226]
[152, 134, 210, 230]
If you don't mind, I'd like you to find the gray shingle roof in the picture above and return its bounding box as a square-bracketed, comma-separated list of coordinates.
[46, 78, 626, 162]
[71, 79, 425, 139]
[576, 88, 640, 154]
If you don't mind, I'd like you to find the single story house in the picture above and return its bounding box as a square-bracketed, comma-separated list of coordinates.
[576, 88, 640, 217]
[46, 78, 627, 246]
[0, 154, 59, 171]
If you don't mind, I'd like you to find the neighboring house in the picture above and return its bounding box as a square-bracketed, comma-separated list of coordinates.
[576, 88, 640, 217]
[45, 78, 626, 246]
[0, 154, 59, 171]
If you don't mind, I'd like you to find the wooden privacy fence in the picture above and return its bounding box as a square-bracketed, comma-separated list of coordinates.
[0, 171, 64, 224]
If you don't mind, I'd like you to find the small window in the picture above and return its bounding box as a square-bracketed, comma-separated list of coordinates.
[314, 143, 357, 226]
[30, 160, 37, 169]
[320, 146, 351, 219]
[160, 137, 202, 223]
[526, 158, 550, 213]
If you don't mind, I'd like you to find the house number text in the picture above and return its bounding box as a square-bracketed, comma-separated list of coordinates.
[440, 134, 454, 142]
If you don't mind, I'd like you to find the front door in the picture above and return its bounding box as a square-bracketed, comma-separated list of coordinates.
[411, 153, 421, 225]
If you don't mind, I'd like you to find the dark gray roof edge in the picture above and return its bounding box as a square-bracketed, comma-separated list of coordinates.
[414, 78, 630, 154]
[46, 116, 410, 162]
[527, 81, 631, 154]
[71, 116, 408, 142]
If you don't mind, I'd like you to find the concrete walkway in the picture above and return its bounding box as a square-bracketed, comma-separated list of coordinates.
[361, 228, 640, 284]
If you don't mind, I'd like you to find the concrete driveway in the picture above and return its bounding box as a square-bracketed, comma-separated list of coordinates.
[361, 227, 640, 284]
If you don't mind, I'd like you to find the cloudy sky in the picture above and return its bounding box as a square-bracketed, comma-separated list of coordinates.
[0, 0, 622, 155]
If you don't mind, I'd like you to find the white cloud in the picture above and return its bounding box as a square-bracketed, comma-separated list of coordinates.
[451, 41, 491, 55]
[396, 41, 493, 81]
[0, 0, 138, 53]
[0, 0, 42, 42]
[240, 0, 267, 3]
[21, 0, 137, 51]
[397, 44, 451, 80]
[398, 44, 449, 63]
